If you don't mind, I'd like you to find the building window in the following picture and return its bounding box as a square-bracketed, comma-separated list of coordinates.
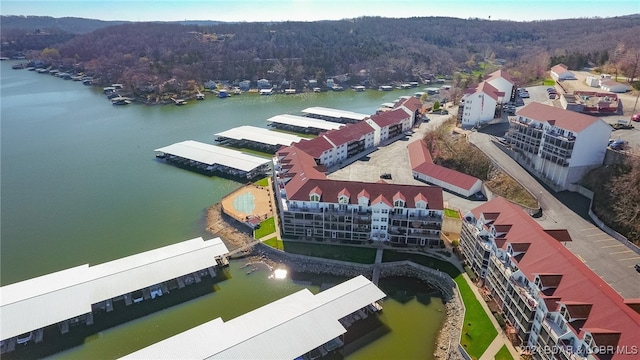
[381, 225, 387, 230]
[394, 200, 405, 208]
[381, 209, 388, 214]
[534, 277, 541, 287]
[310, 194, 320, 202]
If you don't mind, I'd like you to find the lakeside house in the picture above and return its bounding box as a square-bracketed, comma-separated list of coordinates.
[458, 81, 502, 128]
[505, 102, 612, 191]
[459, 197, 640, 359]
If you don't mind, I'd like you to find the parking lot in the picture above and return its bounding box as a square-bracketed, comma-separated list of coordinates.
[327, 111, 480, 214]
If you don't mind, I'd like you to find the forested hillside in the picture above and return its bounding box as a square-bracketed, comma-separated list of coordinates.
[3, 15, 640, 101]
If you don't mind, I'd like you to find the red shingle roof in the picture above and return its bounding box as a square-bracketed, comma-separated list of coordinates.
[408, 141, 482, 191]
[486, 69, 515, 85]
[294, 136, 335, 158]
[288, 178, 443, 209]
[516, 102, 603, 133]
[322, 121, 374, 146]
[370, 108, 409, 128]
[397, 96, 422, 112]
[470, 197, 640, 352]
[551, 63, 569, 74]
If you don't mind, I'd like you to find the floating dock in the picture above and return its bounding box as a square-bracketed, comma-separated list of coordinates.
[266, 114, 343, 135]
[214, 125, 305, 153]
[154, 140, 271, 179]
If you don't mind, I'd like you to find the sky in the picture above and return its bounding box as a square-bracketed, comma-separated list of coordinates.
[1, 0, 639, 23]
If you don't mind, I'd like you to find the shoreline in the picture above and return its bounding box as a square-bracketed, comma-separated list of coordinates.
[205, 202, 464, 360]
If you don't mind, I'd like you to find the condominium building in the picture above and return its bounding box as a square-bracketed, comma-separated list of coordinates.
[459, 197, 640, 360]
[458, 81, 502, 128]
[505, 102, 612, 191]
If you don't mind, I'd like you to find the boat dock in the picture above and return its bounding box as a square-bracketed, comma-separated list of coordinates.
[301, 106, 369, 124]
[0, 237, 229, 354]
[266, 114, 343, 135]
[154, 140, 272, 179]
[214, 125, 305, 153]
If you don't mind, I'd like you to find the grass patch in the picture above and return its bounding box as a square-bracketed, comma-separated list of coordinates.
[444, 208, 460, 219]
[254, 217, 276, 239]
[281, 241, 376, 264]
[455, 276, 498, 358]
[254, 177, 269, 187]
[543, 78, 555, 86]
[263, 236, 283, 250]
[494, 345, 514, 360]
[382, 250, 461, 278]
[382, 250, 496, 359]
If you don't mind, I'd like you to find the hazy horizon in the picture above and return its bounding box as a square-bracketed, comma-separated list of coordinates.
[2, 0, 639, 23]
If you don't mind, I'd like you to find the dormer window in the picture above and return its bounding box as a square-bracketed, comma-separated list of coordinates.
[338, 195, 348, 204]
[534, 277, 541, 287]
[310, 194, 320, 202]
[394, 199, 405, 208]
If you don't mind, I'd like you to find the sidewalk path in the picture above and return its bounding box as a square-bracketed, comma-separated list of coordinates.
[462, 274, 521, 360]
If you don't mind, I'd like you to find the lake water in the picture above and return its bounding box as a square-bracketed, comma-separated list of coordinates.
[1, 61, 445, 359]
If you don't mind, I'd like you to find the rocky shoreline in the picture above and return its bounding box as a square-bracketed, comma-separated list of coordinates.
[205, 203, 464, 360]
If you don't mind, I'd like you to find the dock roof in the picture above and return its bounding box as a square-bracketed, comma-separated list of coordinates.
[120, 275, 385, 360]
[301, 106, 369, 122]
[155, 140, 270, 172]
[215, 125, 305, 147]
[0, 237, 229, 341]
[267, 114, 344, 131]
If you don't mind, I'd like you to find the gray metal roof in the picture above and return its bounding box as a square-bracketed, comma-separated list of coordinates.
[214, 126, 305, 147]
[120, 275, 385, 359]
[266, 114, 344, 131]
[155, 140, 271, 172]
[301, 107, 370, 121]
[0, 237, 229, 340]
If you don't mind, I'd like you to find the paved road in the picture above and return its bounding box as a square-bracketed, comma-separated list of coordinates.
[468, 131, 640, 298]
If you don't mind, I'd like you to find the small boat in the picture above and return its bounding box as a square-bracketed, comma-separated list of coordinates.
[232, 87, 242, 95]
[111, 97, 131, 105]
[171, 98, 187, 106]
[196, 92, 205, 100]
[217, 90, 229, 98]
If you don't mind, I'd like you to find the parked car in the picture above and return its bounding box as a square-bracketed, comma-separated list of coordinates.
[635, 263, 640, 273]
[632, 113, 640, 122]
[609, 139, 627, 150]
[380, 173, 392, 179]
[519, 92, 530, 98]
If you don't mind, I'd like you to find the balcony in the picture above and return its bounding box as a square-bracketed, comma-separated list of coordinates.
[509, 277, 538, 310]
[542, 317, 571, 342]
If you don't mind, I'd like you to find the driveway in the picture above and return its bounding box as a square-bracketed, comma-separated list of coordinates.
[468, 131, 640, 298]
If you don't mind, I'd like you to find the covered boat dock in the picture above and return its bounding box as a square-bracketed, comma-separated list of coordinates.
[214, 125, 305, 153]
[154, 140, 271, 179]
[120, 275, 385, 360]
[266, 114, 343, 135]
[301, 106, 370, 124]
[0, 237, 229, 352]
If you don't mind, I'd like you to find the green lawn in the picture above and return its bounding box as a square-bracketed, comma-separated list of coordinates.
[254, 217, 276, 239]
[494, 345, 514, 360]
[444, 208, 460, 219]
[543, 78, 556, 86]
[281, 241, 376, 264]
[254, 177, 269, 187]
[455, 276, 498, 359]
[263, 236, 283, 250]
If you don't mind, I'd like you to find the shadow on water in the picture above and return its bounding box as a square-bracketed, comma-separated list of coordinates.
[338, 316, 391, 359]
[4, 270, 232, 360]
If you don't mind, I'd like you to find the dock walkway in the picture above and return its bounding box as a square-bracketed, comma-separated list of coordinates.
[371, 248, 384, 285]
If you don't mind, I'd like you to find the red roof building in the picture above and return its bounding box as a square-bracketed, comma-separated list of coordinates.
[460, 197, 640, 358]
[408, 140, 483, 198]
